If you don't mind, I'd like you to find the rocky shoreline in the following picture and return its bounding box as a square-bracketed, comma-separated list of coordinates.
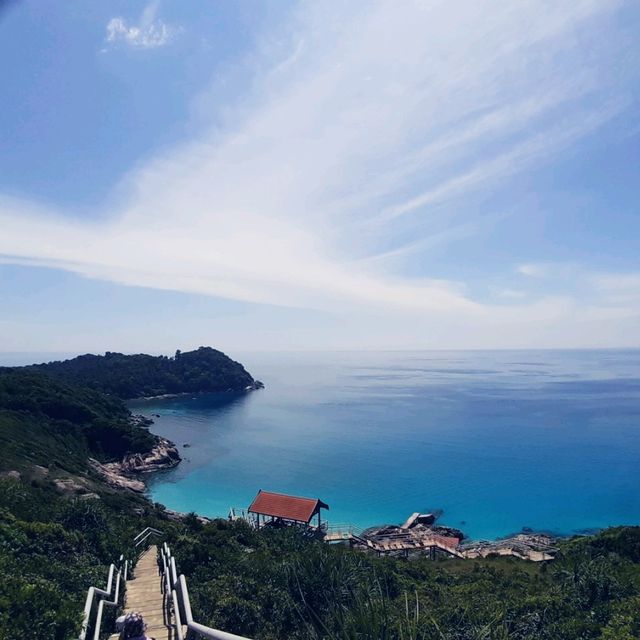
[134, 379, 265, 402]
[89, 436, 181, 493]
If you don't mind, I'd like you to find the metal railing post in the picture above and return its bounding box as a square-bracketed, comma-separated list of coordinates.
[104, 565, 115, 596]
[172, 589, 184, 640]
[79, 587, 96, 640]
[93, 565, 124, 640]
[178, 575, 193, 624]
[156, 536, 254, 640]
[161, 553, 168, 593]
[79, 528, 169, 640]
[79, 562, 118, 640]
[93, 601, 105, 640]
[170, 557, 178, 588]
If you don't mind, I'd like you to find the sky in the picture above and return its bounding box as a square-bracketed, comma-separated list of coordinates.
[0, 0, 639, 354]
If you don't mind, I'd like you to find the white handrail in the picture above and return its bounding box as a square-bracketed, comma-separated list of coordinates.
[136, 528, 163, 548]
[160, 545, 253, 640]
[93, 564, 126, 640]
[79, 564, 117, 640]
[172, 589, 184, 640]
[79, 527, 155, 640]
[134, 527, 163, 543]
[170, 557, 178, 587]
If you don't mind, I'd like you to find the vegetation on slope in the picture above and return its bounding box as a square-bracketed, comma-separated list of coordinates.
[0, 369, 155, 469]
[24, 347, 258, 399]
[0, 363, 178, 639]
[0, 478, 176, 640]
[3, 469, 639, 640]
[167, 520, 640, 640]
[1, 357, 639, 640]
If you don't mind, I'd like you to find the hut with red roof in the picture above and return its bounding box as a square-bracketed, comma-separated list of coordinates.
[248, 489, 329, 529]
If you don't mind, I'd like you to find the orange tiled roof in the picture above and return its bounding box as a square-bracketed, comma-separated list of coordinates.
[248, 490, 329, 523]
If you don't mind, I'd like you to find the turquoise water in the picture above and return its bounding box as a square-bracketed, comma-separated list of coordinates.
[130, 350, 640, 540]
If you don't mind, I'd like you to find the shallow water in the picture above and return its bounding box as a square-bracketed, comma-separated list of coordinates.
[129, 350, 640, 540]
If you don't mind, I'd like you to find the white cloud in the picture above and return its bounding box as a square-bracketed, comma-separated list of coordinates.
[516, 263, 550, 278]
[590, 272, 640, 305]
[105, 1, 178, 49]
[492, 287, 527, 300]
[592, 273, 640, 291]
[2, 0, 639, 348]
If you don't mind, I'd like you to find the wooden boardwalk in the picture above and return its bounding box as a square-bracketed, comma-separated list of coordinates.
[110, 546, 171, 640]
[325, 528, 464, 558]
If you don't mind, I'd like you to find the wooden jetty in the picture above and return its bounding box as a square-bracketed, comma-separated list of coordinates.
[325, 522, 463, 558]
[230, 492, 558, 563]
[460, 534, 558, 562]
[324, 516, 557, 562]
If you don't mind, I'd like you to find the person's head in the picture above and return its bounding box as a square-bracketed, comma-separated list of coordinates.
[122, 612, 147, 639]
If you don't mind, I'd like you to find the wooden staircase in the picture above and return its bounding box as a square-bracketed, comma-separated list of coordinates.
[109, 546, 171, 640]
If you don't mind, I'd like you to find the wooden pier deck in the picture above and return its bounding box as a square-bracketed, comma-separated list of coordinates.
[325, 525, 463, 558]
[325, 523, 557, 562]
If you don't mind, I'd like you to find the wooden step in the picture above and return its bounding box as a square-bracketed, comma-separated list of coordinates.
[116, 545, 171, 640]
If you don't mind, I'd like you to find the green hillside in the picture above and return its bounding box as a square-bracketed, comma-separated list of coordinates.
[23, 347, 259, 399]
[0, 369, 155, 472]
[0, 359, 639, 640]
[2, 471, 639, 640]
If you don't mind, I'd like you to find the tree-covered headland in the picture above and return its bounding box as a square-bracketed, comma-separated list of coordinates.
[24, 346, 260, 399]
[0, 350, 639, 640]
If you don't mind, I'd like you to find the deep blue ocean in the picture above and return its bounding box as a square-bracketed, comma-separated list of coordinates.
[125, 350, 639, 541]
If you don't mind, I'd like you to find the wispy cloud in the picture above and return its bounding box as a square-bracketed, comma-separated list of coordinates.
[517, 263, 550, 278]
[377, 103, 622, 223]
[591, 272, 640, 305]
[492, 287, 527, 300]
[2, 0, 639, 347]
[104, 1, 179, 50]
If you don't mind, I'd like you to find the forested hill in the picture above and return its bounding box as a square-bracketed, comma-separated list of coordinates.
[23, 347, 261, 399]
[0, 369, 156, 470]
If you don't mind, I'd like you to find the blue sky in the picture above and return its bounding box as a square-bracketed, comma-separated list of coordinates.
[0, 0, 639, 353]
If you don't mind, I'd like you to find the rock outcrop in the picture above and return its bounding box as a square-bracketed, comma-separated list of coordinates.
[53, 476, 92, 495]
[120, 438, 181, 473]
[88, 458, 146, 493]
[130, 413, 155, 428]
[88, 438, 181, 493]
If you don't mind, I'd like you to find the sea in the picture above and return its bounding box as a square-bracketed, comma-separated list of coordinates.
[122, 350, 640, 541]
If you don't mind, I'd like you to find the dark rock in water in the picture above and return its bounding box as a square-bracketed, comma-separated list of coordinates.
[183, 443, 191, 448]
[522, 527, 533, 533]
[432, 525, 465, 540]
[131, 413, 154, 428]
[153, 413, 161, 418]
[403, 512, 437, 528]
[361, 525, 396, 538]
